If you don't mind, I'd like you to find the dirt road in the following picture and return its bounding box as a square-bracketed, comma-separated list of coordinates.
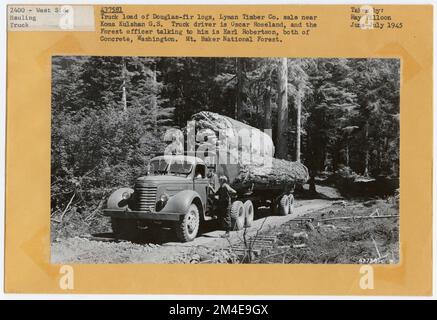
[51, 199, 333, 264]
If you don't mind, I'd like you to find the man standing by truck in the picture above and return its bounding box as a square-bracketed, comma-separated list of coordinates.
[216, 175, 237, 237]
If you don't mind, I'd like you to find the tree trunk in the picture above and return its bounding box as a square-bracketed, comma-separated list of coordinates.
[276, 58, 288, 159]
[363, 121, 369, 176]
[323, 151, 329, 171]
[151, 64, 158, 134]
[235, 58, 245, 120]
[296, 83, 302, 162]
[263, 87, 272, 130]
[309, 176, 316, 194]
[345, 143, 350, 167]
[121, 58, 127, 112]
[320, 146, 326, 171]
[377, 139, 382, 173]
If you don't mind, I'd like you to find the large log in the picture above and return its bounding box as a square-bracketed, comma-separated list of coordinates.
[191, 111, 275, 157]
[236, 156, 309, 186]
[190, 112, 309, 189]
[215, 154, 309, 190]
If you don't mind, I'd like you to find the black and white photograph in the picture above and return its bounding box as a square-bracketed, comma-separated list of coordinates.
[50, 56, 400, 264]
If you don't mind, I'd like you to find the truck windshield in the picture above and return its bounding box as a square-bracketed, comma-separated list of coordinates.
[149, 159, 168, 175]
[149, 158, 193, 176]
[168, 159, 193, 176]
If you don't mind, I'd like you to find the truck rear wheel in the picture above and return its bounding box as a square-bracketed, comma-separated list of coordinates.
[175, 204, 200, 242]
[278, 194, 290, 216]
[243, 200, 254, 227]
[288, 194, 295, 216]
[111, 218, 142, 242]
[230, 200, 245, 230]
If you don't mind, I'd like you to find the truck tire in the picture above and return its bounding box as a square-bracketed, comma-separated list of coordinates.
[230, 200, 245, 230]
[278, 194, 290, 216]
[243, 200, 254, 227]
[175, 204, 200, 242]
[111, 218, 142, 242]
[288, 194, 295, 216]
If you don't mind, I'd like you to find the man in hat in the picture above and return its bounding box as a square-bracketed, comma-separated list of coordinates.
[215, 175, 236, 237]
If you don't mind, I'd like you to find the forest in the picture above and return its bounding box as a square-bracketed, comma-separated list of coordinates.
[51, 56, 400, 215]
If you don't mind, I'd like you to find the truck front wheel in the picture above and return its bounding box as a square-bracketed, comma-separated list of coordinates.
[175, 204, 200, 242]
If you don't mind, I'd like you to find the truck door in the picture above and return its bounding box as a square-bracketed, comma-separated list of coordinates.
[193, 164, 209, 212]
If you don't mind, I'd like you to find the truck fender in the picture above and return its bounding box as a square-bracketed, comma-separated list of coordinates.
[160, 190, 203, 217]
[107, 187, 134, 210]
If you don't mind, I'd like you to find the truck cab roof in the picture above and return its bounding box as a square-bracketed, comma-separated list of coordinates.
[150, 155, 205, 165]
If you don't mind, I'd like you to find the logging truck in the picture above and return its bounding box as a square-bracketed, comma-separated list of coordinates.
[103, 112, 308, 242]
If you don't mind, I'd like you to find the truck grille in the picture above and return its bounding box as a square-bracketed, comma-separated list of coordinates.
[134, 184, 157, 211]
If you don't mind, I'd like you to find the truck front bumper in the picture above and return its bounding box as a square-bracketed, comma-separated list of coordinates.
[102, 209, 183, 221]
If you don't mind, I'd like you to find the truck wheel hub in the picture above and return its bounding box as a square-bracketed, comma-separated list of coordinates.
[186, 212, 198, 233]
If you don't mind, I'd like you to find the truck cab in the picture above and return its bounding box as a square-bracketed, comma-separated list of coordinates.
[103, 155, 216, 242]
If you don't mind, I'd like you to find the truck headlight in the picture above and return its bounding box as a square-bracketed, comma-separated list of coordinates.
[122, 191, 131, 200]
[160, 193, 169, 203]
